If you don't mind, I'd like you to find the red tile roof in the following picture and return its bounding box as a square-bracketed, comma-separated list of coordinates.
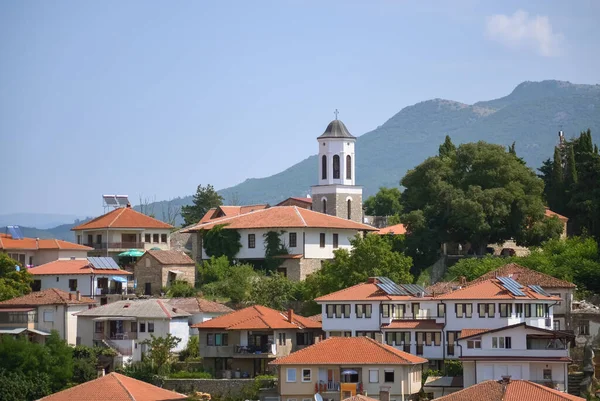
[470, 263, 576, 288]
[432, 379, 584, 401]
[457, 323, 574, 341]
[314, 282, 417, 302]
[144, 250, 195, 265]
[545, 208, 569, 222]
[276, 197, 313, 206]
[433, 278, 561, 301]
[343, 395, 380, 401]
[382, 320, 444, 330]
[308, 314, 322, 322]
[0, 288, 96, 307]
[183, 206, 377, 232]
[425, 281, 461, 296]
[191, 305, 321, 330]
[199, 205, 270, 223]
[376, 223, 406, 235]
[164, 297, 233, 314]
[29, 259, 131, 276]
[37, 372, 187, 401]
[270, 336, 427, 365]
[72, 207, 173, 230]
[0, 235, 91, 251]
[458, 328, 489, 339]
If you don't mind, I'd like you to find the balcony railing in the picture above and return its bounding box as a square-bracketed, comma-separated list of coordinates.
[94, 332, 138, 341]
[234, 344, 273, 355]
[85, 242, 144, 250]
[96, 287, 127, 295]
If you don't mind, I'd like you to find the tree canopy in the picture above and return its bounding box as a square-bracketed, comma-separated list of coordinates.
[401, 139, 563, 256]
[0, 253, 33, 302]
[181, 184, 223, 227]
[202, 224, 242, 261]
[363, 187, 402, 217]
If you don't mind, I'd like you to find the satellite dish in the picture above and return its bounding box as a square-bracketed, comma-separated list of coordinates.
[315, 393, 324, 401]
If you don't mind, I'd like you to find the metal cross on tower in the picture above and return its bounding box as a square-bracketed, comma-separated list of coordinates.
[334, 109, 339, 120]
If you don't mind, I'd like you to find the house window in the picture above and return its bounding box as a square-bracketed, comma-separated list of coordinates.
[32, 280, 41, 292]
[207, 334, 214, 345]
[515, 303, 523, 317]
[434, 332, 441, 346]
[321, 155, 327, 180]
[543, 369, 552, 380]
[148, 322, 154, 333]
[369, 369, 379, 383]
[322, 199, 327, 214]
[478, 303, 495, 318]
[140, 322, 146, 333]
[131, 322, 137, 332]
[214, 333, 228, 346]
[382, 304, 390, 318]
[456, 303, 472, 318]
[346, 155, 352, 180]
[467, 339, 481, 349]
[287, 368, 297, 382]
[333, 233, 339, 249]
[43, 311, 54, 322]
[77, 235, 81, 244]
[95, 321, 104, 333]
[326, 304, 334, 318]
[356, 304, 372, 318]
[347, 199, 352, 220]
[69, 279, 77, 291]
[145, 234, 151, 243]
[153, 234, 159, 243]
[499, 303, 512, 317]
[296, 332, 314, 346]
[525, 304, 532, 318]
[536, 304, 544, 317]
[492, 336, 512, 349]
[96, 234, 102, 244]
[320, 233, 326, 248]
[248, 234, 256, 248]
[278, 333, 286, 346]
[289, 233, 297, 247]
[384, 370, 395, 383]
[437, 303, 445, 318]
[333, 155, 340, 179]
[302, 368, 311, 382]
[553, 320, 561, 330]
[578, 320, 590, 335]
[161, 234, 167, 243]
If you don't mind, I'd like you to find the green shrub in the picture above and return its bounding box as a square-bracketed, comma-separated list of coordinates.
[168, 371, 212, 379]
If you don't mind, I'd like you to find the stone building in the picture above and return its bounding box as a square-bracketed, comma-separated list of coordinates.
[134, 250, 196, 296]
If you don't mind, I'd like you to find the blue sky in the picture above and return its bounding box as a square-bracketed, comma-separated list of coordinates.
[1, 1, 598, 217]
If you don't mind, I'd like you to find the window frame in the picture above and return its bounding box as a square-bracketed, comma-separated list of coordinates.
[145, 233, 151, 243]
[289, 232, 297, 248]
[69, 279, 77, 291]
[346, 155, 352, 180]
[286, 368, 297, 382]
[161, 233, 167, 243]
[148, 322, 154, 333]
[302, 368, 312, 382]
[248, 234, 256, 249]
[320, 233, 326, 248]
[152, 233, 159, 243]
[333, 155, 340, 179]
[384, 370, 395, 383]
[333, 233, 339, 249]
[369, 369, 379, 383]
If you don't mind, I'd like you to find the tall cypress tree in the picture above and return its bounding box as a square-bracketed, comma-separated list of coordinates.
[550, 146, 564, 211]
[438, 135, 456, 158]
[566, 145, 578, 186]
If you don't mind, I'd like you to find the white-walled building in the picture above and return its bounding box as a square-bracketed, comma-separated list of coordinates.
[76, 299, 190, 365]
[0, 288, 96, 345]
[29, 258, 132, 305]
[71, 204, 173, 259]
[0, 233, 91, 267]
[184, 206, 377, 281]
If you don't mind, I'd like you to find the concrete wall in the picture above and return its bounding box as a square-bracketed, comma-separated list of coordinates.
[316, 137, 356, 187]
[67, 304, 90, 345]
[32, 273, 129, 298]
[162, 378, 257, 398]
[36, 305, 67, 340]
[75, 229, 171, 251]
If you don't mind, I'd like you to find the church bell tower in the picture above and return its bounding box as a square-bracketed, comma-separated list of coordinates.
[311, 115, 363, 223]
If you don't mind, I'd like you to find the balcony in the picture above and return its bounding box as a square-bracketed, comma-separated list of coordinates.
[234, 344, 276, 357]
[85, 242, 144, 250]
[94, 332, 138, 341]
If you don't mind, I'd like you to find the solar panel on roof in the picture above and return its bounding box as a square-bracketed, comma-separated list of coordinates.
[400, 283, 429, 296]
[375, 277, 409, 295]
[497, 276, 526, 296]
[529, 285, 550, 297]
[115, 195, 129, 207]
[87, 257, 119, 270]
[7, 226, 24, 240]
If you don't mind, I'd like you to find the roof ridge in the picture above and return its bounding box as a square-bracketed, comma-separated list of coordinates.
[157, 300, 172, 319]
[112, 373, 136, 401]
[363, 336, 414, 363]
[293, 206, 307, 227]
[189, 207, 271, 230]
[108, 207, 128, 228]
[298, 207, 375, 228]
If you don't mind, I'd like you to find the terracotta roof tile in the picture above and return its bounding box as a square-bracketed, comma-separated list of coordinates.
[425, 281, 461, 296]
[308, 314, 322, 322]
[470, 263, 576, 288]
[457, 323, 574, 341]
[270, 337, 427, 365]
[434, 278, 561, 300]
[545, 208, 569, 222]
[376, 224, 406, 235]
[0, 235, 91, 251]
[433, 379, 584, 401]
[0, 288, 95, 307]
[343, 395, 380, 401]
[183, 206, 377, 232]
[38, 372, 187, 401]
[276, 197, 313, 207]
[199, 208, 218, 223]
[29, 259, 131, 276]
[458, 328, 489, 339]
[382, 320, 444, 330]
[76, 299, 190, 319]
[314, 282, 416, 302]
[72, 207, 173, 230]
[191, 305, 321, 330]
[144, 250, 195, 265]
[164, 297, 233, 314]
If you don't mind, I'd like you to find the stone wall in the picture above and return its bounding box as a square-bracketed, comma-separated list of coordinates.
[282, 258, 324, 281]
[312, 192, 363, 223]
[162, 378, 256, 397]
[134, 254, 196, 295]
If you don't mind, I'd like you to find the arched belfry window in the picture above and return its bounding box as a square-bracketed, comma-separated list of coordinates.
[346, 155, 352, 180]
[347, 199, 352, 220]
[333, 155, 340, 179]
[321, 155, 327, 180]
[322, 199, 327, 214]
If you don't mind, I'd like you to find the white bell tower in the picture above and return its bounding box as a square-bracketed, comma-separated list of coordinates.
[311, 112, 363, 223]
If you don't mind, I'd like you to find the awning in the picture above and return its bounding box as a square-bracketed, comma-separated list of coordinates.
[168, 270, 183, 275]
[0, 328, 26, 335]
[0, 308, 35, 312]
[92, 316, 136, 321]
[111, 276, 128, 283]
[27, 328, 50, 336]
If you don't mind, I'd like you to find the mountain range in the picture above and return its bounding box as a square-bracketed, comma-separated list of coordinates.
[7, 80, 600, 231]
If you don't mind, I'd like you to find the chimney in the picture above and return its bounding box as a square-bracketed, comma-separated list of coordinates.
[76, 290, 81, 301]
[287, 309, 294, 323]
[459, 276, 467, 285]
[69, 293, 73, 300]
[367, 277, 377, 284]
[499, 376, 511, 396]
[379, 387, 390, 401]
[374, 332, 384, 344]
[97, 367, 105, 378]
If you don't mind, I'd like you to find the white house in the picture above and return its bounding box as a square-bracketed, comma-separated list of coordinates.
[71, 204, 173, 259]
[29, 257, 132, 305]
[0, 232, 91, 267]
[163, 297, 233, 335]
[316, 276, 563, 372]
[0, 288, 96, 345]
[76, 299, 190, 365]
[458, 323, 573, 392]
[184, 206, 377, 281]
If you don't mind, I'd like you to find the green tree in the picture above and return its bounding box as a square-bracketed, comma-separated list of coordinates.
[0, 370, 51, 401]
[0, 253, 33, 301]
[166, 280, 197, 297]
[445, 256, 513, 281]
[263, 231, 288, 273]
[401, 140, 560, 256]
[250, 274, 296, 310]
[181, 184, 224, 227]
[438, 135, 456, 158]
[202, 224, 242, 261]
[201, 262, 258, 304]
[303, 234, 413, 303]
[140, 334, 181, 375]
[198, 256, 230, 285]
[179, 335, 200, 361]
[363, 187, 402, 216]
[565, 145, 578, 186]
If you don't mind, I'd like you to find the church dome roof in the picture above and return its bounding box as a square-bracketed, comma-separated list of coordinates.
[317, 119, 356, 139]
